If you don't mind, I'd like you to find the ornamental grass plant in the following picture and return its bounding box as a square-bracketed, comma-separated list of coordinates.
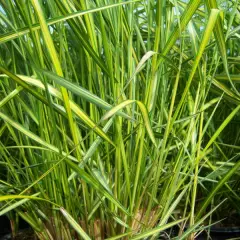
[0, 0, 240, 239]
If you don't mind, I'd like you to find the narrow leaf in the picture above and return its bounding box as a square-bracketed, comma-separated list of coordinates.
[60, 208, 91, 240]
[132, 218, 186, 240]
[0, 195, 59, 207]
[102, 100, 157, 147]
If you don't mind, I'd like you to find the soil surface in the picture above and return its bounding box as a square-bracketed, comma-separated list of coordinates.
[0, 229, 36, 240]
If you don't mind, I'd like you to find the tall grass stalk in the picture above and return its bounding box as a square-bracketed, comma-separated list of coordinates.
[0, 0, 240, 239]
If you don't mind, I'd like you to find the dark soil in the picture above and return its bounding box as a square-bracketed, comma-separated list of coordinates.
[0, 229, 36, 240]
[0, 216, 35, 240]
[211, 212, 240, 230]
[0, 216, 11, 238]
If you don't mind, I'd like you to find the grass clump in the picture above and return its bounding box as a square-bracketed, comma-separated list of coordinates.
[0, 0, 240, 239]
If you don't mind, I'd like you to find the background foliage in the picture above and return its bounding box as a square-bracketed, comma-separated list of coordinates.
[0, 0, 240, 239]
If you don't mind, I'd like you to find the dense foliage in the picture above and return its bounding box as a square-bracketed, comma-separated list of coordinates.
[0, 0, 240, 239]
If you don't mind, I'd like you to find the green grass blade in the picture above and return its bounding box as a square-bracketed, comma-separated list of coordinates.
[203, 105, 240, 152]
[0, 1, 140, 44]
[215, 74, 240, 82]
[0, 111, 78, 162]
[0, 86, 23, 108]
[105, 232, 132, 240]
[39, 70, 112, 110]
[0, 193, 40, 216]
[171, 9, 219, 123]
[64, 158, 129, 216]
[0, 195, 59, 207]
[178, 200, 226, 240]
[205, 0, 239, 94]
[60, 208, 91, 240]
[0, 68, 67, 118]
[159, 185, 189, 225]
[0, 73, 115, 146]
[156, 0, 202, 69]
[102, 100, 157, 147]
[132, 218, 186, 240]
[68, 119, 113, 181]
[196, 160, 240, 219]
[31, 0, 82, 158]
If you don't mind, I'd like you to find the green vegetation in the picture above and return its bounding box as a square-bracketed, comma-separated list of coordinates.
[0, 0, 240, 239]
